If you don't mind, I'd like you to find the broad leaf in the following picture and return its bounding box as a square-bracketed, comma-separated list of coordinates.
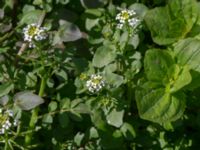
[0, 95, 9, 106]
[59, 112, 69, 128]
[80, 0, 104, 9]
[106, 108, 124, 128]
[0, 82, 14, 97]
[135, 81, 186, 123]
[20, 10, 44, 25]
[169, 65, 192, 93]
[14, 91, 44, 110]
[129, 3, 148, 18]
[85, 18, 99, 31]
[53, 20, 82, 44]
[105, 71, 124, 88]
[92, 46, 116, 68]
[42, 114, 53, 124]
[120, 122, 136, 140]
[174, 38, 200, 73]
[145, 0, 198, 45]
[144, 49, 174, 82]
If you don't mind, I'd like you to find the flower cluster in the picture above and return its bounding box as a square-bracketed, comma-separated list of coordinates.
[116, 9, 141, 30]
[86, 74, 105, 93]
[0, 108, 18, 135]
[23, 23, 47, 48]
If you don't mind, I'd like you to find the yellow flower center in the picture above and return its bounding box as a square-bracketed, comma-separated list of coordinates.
[92, 78, 101, 84]
[80, 73, 87, 80]
[28, 26, 38, 36]
[121, 12, 130, 20]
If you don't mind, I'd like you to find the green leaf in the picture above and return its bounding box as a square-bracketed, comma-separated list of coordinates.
[80, 0, 104, 9]
[89, 127, 99, 139]
[59, 112, 69, 128]
[14, 91, 44, 110]
[54, 69, 68, 81]
[60, 98, 71, 109]
[74, 132, 84, 146]
[129, 3, 148, 18]
[106, 108, 124, 128]
[92, 46, 116, 68]
[26, 72, 37, 88]
[99, 130, 124, 149]
[0, 9, 4, 19]
[69, 110, 83, 122]
[91, 109, 107, 131]
[0, 82, 14, 97]
[0, 47, 9, 54]
[42, 114, 53, 124]
[85, 18, 99, 31]
[72, 103, 90, 114]
[174, 38, 200, 73]
[185, 70, 200, 90]
[54, 20, 82, 44]
[105, 72, 124, 88]
[48, 101, 58, 112]
[135, 82, 186, 123]
[56, 0, 70, 5]
[187, 3, 200, 38]
[20, 10, 44, 25]
[120, 122, 136, 140]
[0, 95, 9, 106]
[170, 65, 192, 93]
[144, 0, 198, 45]
[128, 34, 140, 49]
[144, 49, 174, 82]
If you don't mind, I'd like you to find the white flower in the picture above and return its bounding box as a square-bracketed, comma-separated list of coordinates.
[6, 109, 14, 117]
[13, 119, 18, 126]
[0, 109, 19, 135]
[23, 23, 47, 48]
[86, 74, 105, 93]
[115, 9, 141, 30]
[2, 120, 12, 130]
[0, 128, 5, 134]
[117, 23, 123, 29]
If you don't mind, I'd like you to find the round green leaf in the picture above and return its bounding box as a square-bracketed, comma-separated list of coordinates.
[92, 46, 116, 68]
[0, 82, 14, 97]
[20, 10, 44, 25]
[120, 123, 136, 140]
[144, 0, 198, 45]
[174, 38, 200, 73]
[144, 49, 174, 82]
[106, 109, 124, 128]
[136, 82, 186, 123]
[14, 91, 44, 110]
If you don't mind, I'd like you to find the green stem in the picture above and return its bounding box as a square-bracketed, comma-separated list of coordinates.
[24, 76, 47, 145]
[0, 31, 14, 43]
[4, 133, 8, 150]
[127, 82, 133, 111]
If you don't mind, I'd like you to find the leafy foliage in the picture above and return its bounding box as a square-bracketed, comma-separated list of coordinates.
[0, 0, 200, 149]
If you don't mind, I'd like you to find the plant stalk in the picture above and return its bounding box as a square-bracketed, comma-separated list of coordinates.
[24, 76, 47, 145]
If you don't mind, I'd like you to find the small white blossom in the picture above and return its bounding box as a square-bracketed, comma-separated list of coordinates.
[86, 74, 105, 93]
[116, 9, 141, 30]
[13, 119, 18, 127]
[23, 23, 47, 48]
[0, 128, 5, 134]
[0, 109, 18, 135]
[2, 120, 12, 130]
[6, 109, 14, 117]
